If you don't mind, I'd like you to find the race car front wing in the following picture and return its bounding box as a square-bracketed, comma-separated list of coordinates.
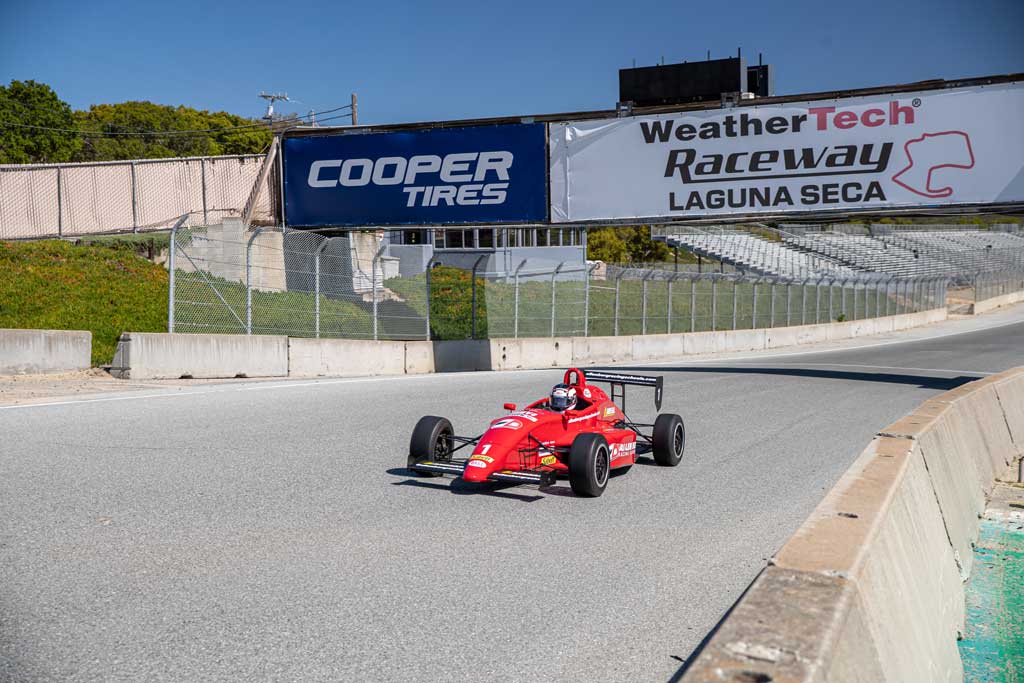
[410, 459, 557, 486]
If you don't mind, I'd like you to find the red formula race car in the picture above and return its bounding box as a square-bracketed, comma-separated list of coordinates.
[407, 368, 685, 497]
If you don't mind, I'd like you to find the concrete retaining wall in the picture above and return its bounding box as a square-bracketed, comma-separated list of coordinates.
[0, 328, 92, 375]
[289, 338, 406, 377]
[109, 309, 949, 380]
[680, 367, 1024, 683]
[110, 332, 288, 379]
[972, 289, 1024, 315]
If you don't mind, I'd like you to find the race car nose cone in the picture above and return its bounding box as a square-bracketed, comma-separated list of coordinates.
[461, 457, 494, 482]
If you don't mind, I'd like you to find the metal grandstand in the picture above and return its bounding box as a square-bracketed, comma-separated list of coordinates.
[653, 224, 1024, 285]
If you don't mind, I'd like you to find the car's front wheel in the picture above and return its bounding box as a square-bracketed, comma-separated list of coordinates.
[408, 416, 454, 477]
[568, 433, 611, 497]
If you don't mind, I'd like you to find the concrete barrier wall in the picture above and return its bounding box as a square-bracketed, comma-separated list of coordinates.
[972, 289, 1024, 315]
[0, 328, 92, 375]
[110, 332, 288, 379]
[680, 367, 1024, 683]
[110, 308, 950, 380]
[289, 338, 406, 377]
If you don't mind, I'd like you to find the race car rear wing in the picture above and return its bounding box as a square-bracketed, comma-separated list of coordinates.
[581, 369, 663, 412]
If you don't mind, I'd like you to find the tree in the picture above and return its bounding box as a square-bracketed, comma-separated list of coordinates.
[586, 227, 628, 263]
[73, 101, 272, 162]
[587, 225, 670, 263]
[622, 225, 671, 262]
[0, 80, 81, 163]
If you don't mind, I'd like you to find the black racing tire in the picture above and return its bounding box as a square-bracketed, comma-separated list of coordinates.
[408, 416, 454, 477]
[652, 413, 685, 467]
[568, 433, 611, 498]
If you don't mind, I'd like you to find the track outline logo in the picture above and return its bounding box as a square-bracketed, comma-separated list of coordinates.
[891, 131, 975, 198]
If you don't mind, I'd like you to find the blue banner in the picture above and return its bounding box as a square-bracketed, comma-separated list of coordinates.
[283, 123, 547, 227]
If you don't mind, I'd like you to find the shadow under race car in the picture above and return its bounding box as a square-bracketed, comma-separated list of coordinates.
[407, 368, 685, 497]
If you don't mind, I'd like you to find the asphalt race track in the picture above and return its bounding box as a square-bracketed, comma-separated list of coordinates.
[2, 307, 1023, 682]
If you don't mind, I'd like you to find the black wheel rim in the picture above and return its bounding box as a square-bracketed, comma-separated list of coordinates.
[673, 424, 684, 456]
[435, 431, 452, 461]
[594, 447, 609, 486]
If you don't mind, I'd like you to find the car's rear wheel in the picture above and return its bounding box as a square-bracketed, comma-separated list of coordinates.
[408, 416, 454, 477]
[652, 413, 685, 466]
[568, 433, 611, 497]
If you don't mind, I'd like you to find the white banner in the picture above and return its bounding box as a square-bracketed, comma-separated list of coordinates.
[549, 81, 1024, 222]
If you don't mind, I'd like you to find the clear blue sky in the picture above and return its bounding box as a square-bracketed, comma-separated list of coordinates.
[2, 0, 1022, 125]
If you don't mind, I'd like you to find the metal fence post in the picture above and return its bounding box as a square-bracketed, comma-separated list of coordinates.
[614, 275, 621, 336]
[786, 283, 792, 326]
[56, 166, 63, 238]
[246, 229, 263, 335]
[513, 259, 527, 338]
[372, 246, 387, 341]
[841, 280, 847, 318]
[667, 275, 674, 334]
[732, 279, 739, 330]
[424, 258, 434, 341]
[814, 281, 821, 324]
[690, 277, 696, 333]
[168, 219, 177, 333]
[876, 281, 882, 318]
[768, 282, 775, 328]
[551, 262, 565, 337]
[200, 157, 209, 225]
[584, 263, 596, 337]
[711, 278, 718, 331]
[828, 281, 835, 321]
[314, 240, 328, 338]
[752, 281, 759, 329]
[130, 161, 138, 233]
[470, 255, 486, 340]
[802, 282, 808, 325]
[641, 273, 649, 335]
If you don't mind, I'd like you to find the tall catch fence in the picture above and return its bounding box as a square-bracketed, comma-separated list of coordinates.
[974, 270, 1024, 302]
[0, 154, 274, 239]
[169, 223, 949, 342]
[170, 221, 427, 340]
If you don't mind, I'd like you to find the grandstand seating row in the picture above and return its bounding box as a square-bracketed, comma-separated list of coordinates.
[655, 228, 1024, 282]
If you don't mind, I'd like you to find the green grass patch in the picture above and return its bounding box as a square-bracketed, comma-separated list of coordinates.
[173, 272, 377, 339]
[0, 239, 169, 365]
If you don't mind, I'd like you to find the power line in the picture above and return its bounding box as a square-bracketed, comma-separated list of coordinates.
[0, 103, 352, 137]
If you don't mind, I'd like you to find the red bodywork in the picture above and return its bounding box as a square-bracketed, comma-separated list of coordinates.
[460, 368, 636, 483]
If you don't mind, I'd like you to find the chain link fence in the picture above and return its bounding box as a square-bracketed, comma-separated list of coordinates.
[0, 154, 274, 239]
[482, 266, 945, 339]
[170, 220, 428, 340]
[974, 270, 1024, 302]
[168, 221, 948, 342]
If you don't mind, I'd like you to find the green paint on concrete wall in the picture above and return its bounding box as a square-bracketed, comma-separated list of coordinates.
[959, 515, 1024, 682]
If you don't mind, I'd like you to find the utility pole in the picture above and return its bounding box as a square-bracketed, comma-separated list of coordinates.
[351, 93, 358, 125]
[258, 92, 290, 122]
